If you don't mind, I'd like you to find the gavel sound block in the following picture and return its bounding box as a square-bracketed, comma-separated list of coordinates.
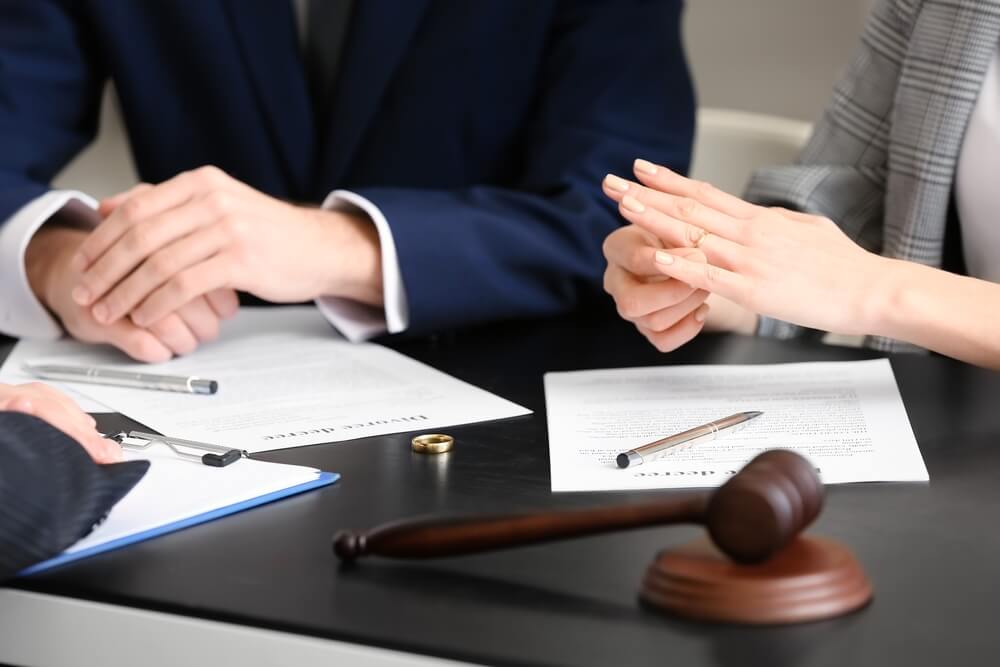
[334, 450, 872, 624]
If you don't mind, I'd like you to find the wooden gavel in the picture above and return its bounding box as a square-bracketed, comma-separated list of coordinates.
[334, 449, 824, 565]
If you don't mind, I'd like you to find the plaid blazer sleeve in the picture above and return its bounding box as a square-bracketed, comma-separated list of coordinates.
[744, 0, 920, 339]
[0, 412, 148, 580]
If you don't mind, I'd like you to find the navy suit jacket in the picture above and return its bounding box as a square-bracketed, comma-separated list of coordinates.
[0, 0, 694, 334]
[0, 412, 147, 580]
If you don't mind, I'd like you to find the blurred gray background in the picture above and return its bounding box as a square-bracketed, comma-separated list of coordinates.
[685, 0, 873, 121]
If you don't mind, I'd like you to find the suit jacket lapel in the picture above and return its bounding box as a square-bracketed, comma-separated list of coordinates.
[886, 1, 1000, 260]
[318, 0, 430, 188]
[222, 0, 316, 199]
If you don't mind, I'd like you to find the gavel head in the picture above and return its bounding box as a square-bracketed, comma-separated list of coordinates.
[706, 450, 824, 564]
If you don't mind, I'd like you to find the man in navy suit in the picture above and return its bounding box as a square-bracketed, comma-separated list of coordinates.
[0, 383, 145, 579]
[0, 1, 695, 361]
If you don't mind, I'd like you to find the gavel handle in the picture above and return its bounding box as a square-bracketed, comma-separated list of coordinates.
[333, 494, 709, 560]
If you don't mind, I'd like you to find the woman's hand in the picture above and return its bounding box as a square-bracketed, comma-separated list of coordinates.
[0, 383, 121, 463]
[602, 160, 891, 337]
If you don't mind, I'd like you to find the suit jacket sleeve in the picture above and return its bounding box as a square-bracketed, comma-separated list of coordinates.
[355, 0, 695, 335]
[744, 0, 917, 340]
[0, 0, 105, 222]
[0, 2, 106, 337]
[0, 412, 147, 580]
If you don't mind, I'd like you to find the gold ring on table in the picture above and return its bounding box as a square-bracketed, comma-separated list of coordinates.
[693, 229, 711, 248]
[411, 433, 454, 454]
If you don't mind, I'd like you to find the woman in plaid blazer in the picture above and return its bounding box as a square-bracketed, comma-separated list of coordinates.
[601, 0, 1000, 369]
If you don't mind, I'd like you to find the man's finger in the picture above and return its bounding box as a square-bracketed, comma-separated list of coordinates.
[75, 166, 230, 273]
[133, 254, 233, 327]
[637, 304, 709, 353]
[603, 225, 665, 278]
[604, 238, 661, 278]
[635, 289, 709, 333]
[605, 263, 699, 320]
[77, 197, 219, 312]
[176, 297, 223, 343]
[103, 320, 174, 363]
[205, 288, 240, 320]
[604, 225, 707, 278]
[87, 217, 228, 323]
[98, 183, 153, 219]
[146, 313, 200, 357]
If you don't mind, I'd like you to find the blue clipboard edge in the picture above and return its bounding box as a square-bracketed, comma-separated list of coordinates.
[20, 471, 340, 576]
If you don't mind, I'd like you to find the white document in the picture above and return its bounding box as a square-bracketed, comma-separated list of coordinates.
[4, 307, 530, 452]
[0, 336, 113, 413]
[30, 443, 329, 571]
[544, 359, 928, 492]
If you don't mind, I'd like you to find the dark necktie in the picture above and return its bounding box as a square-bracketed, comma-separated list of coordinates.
[304, 0, 355, 122]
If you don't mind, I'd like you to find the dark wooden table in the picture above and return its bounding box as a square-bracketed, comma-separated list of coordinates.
[4, 311, 1000, 666]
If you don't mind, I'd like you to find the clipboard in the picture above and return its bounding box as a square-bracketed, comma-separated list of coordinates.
[20, 461, 338, 576]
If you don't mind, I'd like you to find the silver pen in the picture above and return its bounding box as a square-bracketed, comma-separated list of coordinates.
[616, 411, 763, 469]
[24, 363, 218, 395]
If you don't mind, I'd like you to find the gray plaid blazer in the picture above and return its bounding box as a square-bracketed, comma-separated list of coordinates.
[745, 0, 1000, 352]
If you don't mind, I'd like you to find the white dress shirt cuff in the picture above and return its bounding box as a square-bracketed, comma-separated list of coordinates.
[0, 191, 98, 339]
[314, 189, 410, 342]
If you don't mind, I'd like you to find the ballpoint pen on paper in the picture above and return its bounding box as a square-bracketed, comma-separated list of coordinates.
[23, 362, 218, 395]
[616, 411, 763, 469]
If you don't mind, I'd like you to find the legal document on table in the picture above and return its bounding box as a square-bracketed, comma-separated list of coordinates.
[544, 359, 928, 492]
[1, 307, 530, 452]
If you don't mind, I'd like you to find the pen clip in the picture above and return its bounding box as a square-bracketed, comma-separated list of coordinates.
[104, 431, 246, 467]
[642, 431, 716, 463]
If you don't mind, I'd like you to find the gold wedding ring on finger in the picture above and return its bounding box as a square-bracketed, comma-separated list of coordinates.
[692, 228, 711, 249]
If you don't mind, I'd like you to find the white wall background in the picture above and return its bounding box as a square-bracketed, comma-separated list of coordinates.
[54, 0, 876, 195]
[684, 0, 873, 121]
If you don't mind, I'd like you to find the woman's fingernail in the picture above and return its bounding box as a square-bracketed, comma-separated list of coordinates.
[72, 286, 91, 305]
[621, 195, 645, 214]
[604, 174, 630, 193]
[92, 303, 109, 323]
[634, 159, 658, 176]
[655, 250, 675, 265]
[694, 304, 710, 323]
